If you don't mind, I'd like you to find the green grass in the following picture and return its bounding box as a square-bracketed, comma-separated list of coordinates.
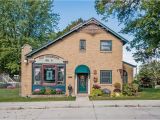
[89, 88, 160, 100]
[0, 88, 76, 102]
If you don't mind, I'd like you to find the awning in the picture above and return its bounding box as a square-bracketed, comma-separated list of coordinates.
[75, 65, 90, 74]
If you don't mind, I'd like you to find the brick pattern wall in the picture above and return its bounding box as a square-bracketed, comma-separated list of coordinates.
[21, 24, 132, 96]
[123, 63, 134, 84]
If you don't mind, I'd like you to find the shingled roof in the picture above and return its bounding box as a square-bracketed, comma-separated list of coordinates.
[26, 17, 128, 57]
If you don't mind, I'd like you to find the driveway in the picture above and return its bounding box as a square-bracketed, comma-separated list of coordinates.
[0, 97, 160, 120]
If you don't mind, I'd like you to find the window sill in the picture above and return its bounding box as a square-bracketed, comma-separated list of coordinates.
[100, 51, 112, 53]
[79, 50, 86, 53]
[100, 84, 112, 86]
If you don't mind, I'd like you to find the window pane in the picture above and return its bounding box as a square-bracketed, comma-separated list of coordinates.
[80, 40, 86, 50]
[44, 68, 55, 83]
[34, 67, 41, 85]
[101, 41, 112, 51]
[100, 70, 112, 84]
[57, 67, 65, 84]
[123, 70, 128, 83]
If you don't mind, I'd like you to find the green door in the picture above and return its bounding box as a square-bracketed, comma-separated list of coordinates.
[78, 74, 88, 93]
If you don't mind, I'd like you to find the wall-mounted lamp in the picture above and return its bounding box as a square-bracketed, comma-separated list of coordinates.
[24, 59, 28, 64]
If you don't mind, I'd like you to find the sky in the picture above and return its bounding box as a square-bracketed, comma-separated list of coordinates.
[54, 0, 139, 67]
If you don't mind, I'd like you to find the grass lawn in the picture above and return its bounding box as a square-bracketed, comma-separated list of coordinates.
[0, 88, 76, 102]
[89, 88, 160, 100]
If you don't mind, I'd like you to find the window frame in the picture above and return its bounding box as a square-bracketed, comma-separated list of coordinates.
[80, 39, 86, 50]
[43, 65, 56, 83]
[100, 70, 112, 84]
[57, 65, 65, 85]
[123, 70, 128, 84]
[33, 65, 41, 85]
[32, 63, 66, 86]
[100, 40, 112, 51]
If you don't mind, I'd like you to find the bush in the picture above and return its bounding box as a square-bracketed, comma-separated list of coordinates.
[45, 87, 52, 95]
[51, 89, 56, 94]
[39, 88, 46, 94]
[90, 88, 103, 97]
[33, 88, 46, 95]
[122, 84, 132, 96]
[114, 82, 121, 89]
[93, 84, 101, 89]
[132, 80, 142, 92]
[56, 88, 63, 94]
[122, 83, 139, 96]
[111, 92, 123, 97]
[113, 88, 121, 93]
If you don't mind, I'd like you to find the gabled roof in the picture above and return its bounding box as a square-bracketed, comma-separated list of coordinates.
[26, 17, 128, 57]
[123, 61, 137, 67]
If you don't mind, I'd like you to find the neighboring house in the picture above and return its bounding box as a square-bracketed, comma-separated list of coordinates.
[21, 18, 136, 96]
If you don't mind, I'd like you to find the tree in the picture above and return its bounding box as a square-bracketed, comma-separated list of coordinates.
[0, 0, 59, 75]
[138, 61, 160, 87]
[95, 0, 160, 63]
[56, 18, 84, 38]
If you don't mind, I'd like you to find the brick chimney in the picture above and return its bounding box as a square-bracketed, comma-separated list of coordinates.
[21, 44, 32, 97]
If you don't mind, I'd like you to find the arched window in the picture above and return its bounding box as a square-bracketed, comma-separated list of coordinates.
[123, 70, 128, 84]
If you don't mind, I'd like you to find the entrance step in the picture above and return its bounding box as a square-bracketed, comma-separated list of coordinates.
[77, 94, 88, 97]
[76, 96, 89, 102]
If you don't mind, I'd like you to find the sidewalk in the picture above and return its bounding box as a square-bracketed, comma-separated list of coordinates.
[0, 97, 160, 110]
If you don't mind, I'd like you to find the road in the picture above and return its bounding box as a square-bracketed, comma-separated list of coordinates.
[0, 106, 160, 120]
[0, 98, 160, 120]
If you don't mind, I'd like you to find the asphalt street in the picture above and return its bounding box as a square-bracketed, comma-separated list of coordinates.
[0, 97, 160, 120]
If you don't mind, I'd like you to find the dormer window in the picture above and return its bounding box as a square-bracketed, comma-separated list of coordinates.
[80, 39, 86, 50]
[100, 40, 112, 51]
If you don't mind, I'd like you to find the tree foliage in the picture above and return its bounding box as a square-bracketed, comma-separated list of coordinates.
[138, 61, 160, 86]
[95, 0, 160, 62]
[56, 18, 84, 38]
[0, 0, 59, 75]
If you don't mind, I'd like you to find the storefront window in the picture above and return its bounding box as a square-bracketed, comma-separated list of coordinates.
[57, 67, 64, 84]
[33, 67, 41, 85]
[33, 63, 65, 85]
[44, 68, 55, 83]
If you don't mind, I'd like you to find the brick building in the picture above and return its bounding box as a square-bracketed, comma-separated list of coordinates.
[21, 18, 136, 96]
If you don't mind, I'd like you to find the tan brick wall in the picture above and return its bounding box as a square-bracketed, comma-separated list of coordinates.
[21, 24, 126, 96]
[21, 44, 32, 97]
[123, 63, 134, 83]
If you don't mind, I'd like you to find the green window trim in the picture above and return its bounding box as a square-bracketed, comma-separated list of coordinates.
[100, 40, 112, 51]
[100, 70, 112, 84]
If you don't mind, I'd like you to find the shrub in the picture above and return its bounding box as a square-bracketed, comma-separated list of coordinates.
[39, 88, 46, 95]
[113, 88, 121, 93]
[114, 82, 121, 89]
[111, 92, 123, 97]
[93, 84, 101, 89]
[51, 89, 56, 94]
[45, 87, 52, 95]
[33, 88, 41, 95]
[56, 88, 63, 94]
[132, 80, 142, 92]
[122, 84, 132, 96]
[33, 88, 46, 95]
[90, 88, 103, 97]
[122, 83, 139, 96]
